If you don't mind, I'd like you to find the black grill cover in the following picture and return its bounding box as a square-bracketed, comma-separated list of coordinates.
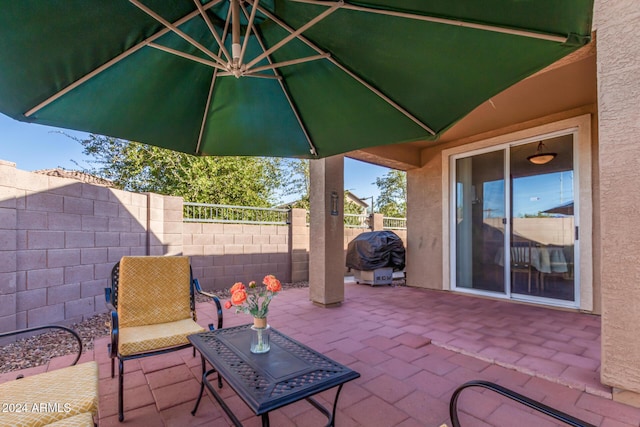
[346, 231, 406, 271]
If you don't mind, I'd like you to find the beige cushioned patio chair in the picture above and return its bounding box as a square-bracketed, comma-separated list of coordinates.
[0, 325, 98, 427]
[105, 255, 223, 422]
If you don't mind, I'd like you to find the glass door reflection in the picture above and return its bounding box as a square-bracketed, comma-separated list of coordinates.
[455, 150, 505, 293]
[509, 138, 575, 301]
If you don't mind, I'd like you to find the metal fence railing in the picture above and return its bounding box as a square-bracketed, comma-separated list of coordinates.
[184, 203, 407, 229]
[302, 211, 406, 230]
[383, 217, 407, 230]
[344, 213, 369, 228]
[183, 203, 289, 225]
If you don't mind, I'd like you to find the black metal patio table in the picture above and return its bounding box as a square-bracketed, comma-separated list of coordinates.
[189, 324, 360, 427]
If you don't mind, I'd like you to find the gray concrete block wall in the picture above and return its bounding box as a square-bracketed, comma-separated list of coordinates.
[1, 162, 151, 330]
[0, 161, 404, 330]
[0, 160, 18, 334]
[184, 222, 291, 291]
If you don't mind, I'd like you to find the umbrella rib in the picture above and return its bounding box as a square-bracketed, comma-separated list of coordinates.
[192, 0, 232, 63]
[247, 54, 330, 74]
[148, 42, 227, 70]
[196, 68, 219, 155]
[329, 57, 436, 135]
[25, 4, 221, 118]
[129, 0, 228, 67]
[291, 0, 568, 43]
[239, 0, 260, 67]
[217, 72, 282, 79]
[252, 1, 436, 136]
[241, 2, 318, 156]
[196, 7, 233, 155]
[244, 1, 342, 71]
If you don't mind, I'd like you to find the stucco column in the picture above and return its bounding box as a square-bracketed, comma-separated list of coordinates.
[596, 0, 640, 406]
[309, 156, 344, 307]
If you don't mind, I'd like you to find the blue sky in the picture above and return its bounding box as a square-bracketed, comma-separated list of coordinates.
[479, 171, 574, 219]
[0, 114, 390, 204]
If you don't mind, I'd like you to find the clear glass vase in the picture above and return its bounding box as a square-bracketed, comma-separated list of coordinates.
[250, 323, 271, 353]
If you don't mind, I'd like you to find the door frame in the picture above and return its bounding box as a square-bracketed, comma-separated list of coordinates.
[442, 114, 593, 311]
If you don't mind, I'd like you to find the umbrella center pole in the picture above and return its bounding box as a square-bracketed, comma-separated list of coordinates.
[231, 0, 243, 77]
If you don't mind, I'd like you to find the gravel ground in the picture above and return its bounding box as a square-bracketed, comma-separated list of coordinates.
[0, 279, 407, 374]
[0, 282, 310, 374]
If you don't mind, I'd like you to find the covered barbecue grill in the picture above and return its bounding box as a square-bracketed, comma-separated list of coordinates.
[346, 231, 406, 286]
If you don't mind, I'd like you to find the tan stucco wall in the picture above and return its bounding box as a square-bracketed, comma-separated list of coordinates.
[595, 0, 640, 396]
[406, 147, 443, 290]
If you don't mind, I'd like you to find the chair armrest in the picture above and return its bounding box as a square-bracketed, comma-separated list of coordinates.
[193, 278, 223, 330]
[105, 300, 119, 359]
[0, 325, 83, 367]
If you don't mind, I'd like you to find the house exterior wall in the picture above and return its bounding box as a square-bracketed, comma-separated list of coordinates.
[400, 0, 640, 401]
[595, 0, 640, 402]
[406, 148, 443, 291]
[406, 112, 598, 307]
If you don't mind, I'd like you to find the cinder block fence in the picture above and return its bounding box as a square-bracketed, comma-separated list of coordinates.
[0, 160, 405, 332]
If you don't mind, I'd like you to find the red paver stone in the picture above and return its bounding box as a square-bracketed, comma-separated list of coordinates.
[362, 373, 417, 403]
[344, 395, 410, 427]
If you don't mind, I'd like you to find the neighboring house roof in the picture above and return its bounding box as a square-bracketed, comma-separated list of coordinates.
[34, 168, 115, 188]
[277, 191, 370, 210]
[345, 191, 369, 208]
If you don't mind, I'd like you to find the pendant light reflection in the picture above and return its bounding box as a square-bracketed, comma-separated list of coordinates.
[527, 141, 557, 165]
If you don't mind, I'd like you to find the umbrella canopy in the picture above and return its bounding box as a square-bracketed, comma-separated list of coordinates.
[0, 1, 593, 159]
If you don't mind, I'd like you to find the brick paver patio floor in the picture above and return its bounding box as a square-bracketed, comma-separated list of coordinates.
[4, 281, 640, 426]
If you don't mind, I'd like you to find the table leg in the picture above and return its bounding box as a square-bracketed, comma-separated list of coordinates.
[305, 383, 345, 427]
[201, 369, 244, 427]
[261, 413, 270, 427]
[330, 384, 345, 426]
[191, 355, 208, 416]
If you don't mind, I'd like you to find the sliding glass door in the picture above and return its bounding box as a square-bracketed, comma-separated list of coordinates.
[455, 150, 506, 293]
[509, 137, 575, 301]
[453, 134, 577, 305]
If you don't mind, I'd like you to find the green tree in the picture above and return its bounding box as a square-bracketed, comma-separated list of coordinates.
[278, 159, 310, 209]
[375, 170, 407, 217]
[75, 134, 282, 206]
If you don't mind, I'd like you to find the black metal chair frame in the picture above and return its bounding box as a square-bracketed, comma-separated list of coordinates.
[105, 261, 223, 422]
[0, 325, 83, 377]
[449, 380, 596, 427]
[0, 325, 97, 427]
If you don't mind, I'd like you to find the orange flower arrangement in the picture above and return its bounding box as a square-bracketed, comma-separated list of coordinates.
[224, 275, 282, 318]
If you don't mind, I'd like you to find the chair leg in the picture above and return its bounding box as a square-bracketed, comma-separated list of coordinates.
[118, 357, 124, 422]
[111, 357, 115, 379]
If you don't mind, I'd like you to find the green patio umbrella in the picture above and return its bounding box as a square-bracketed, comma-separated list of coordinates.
[0, 1, 593, 159]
